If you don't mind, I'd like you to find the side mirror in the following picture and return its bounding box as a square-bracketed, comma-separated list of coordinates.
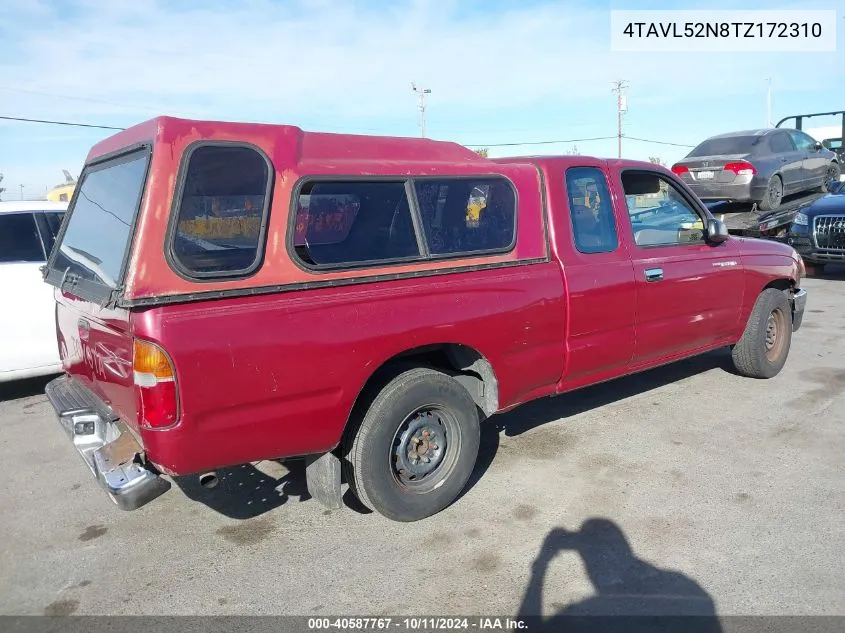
[814, 141, 823, 151]
[706, 218, 729, 244]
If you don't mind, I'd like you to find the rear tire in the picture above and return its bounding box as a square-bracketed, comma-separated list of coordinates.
[732, 288, 793, 379]
[344, 367, 480, 522]
[757, 175, 783, 212]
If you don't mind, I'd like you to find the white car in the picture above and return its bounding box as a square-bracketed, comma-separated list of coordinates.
[0, 200, 68, 382]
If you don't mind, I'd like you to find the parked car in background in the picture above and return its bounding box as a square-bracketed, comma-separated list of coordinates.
[786, 178, 845, 272]
[821, 137, 843, 161]
[0, 200, 67, 382]
[672, 128, 840, 211]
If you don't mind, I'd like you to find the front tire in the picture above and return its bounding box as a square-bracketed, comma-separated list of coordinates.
[732, 288, 793, 379]
[818, 163, 841, 192]
[344, 367, 481, 522]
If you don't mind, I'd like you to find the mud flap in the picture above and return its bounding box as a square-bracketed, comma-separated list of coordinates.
[304, 452, 342, 510]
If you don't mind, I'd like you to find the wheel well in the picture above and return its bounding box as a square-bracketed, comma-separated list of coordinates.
[348, 344, 499, 425]
[763, 278, 793, 293]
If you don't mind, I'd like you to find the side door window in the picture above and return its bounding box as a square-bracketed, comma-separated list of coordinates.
[788, 130, 816, 152]
[0, 213, 47, 263]
[621, 171, 705, 247]
[565, 167, 618, 253]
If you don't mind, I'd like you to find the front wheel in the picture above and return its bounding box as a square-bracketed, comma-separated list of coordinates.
[344, 367, 481, 522]
[818, 163, 841, 192]
[732, 288, 793, 379]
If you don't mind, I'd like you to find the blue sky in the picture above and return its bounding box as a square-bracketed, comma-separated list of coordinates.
[1, 0, 843, 198]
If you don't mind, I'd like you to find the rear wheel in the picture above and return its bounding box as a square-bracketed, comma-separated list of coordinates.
[758, 175, 783, 211]
[732, 288, 793, 379]
[344, 367, 480, 522]
[818, 163, 841, 192]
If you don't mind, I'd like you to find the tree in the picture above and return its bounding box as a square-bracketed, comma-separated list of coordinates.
[475, 148, 489, 158]
[0, 173, 5, 201]
[567, 145, 580, 155]
[648, 156, 665, 166]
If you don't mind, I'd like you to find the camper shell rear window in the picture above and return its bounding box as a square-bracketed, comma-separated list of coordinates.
[44, 145, 151, 301]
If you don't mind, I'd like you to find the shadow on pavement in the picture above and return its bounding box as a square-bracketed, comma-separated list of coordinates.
[518, 518, 723, 632]
[173, 459, 312, 520]
[0, 374, 58, 403]
[459, 347, 735, 501]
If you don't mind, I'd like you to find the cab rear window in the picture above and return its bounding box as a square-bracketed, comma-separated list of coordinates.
[48, 148, 150, 290]
[169, 144, 272, 278]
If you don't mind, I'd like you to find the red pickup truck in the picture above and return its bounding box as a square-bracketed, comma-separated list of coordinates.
[43, 117, 807, 522]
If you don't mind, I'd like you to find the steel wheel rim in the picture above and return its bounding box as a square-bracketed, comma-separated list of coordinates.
[390, 406, 460, 493]
[764, 308, 787, 362]
[769, 178, 783, 206]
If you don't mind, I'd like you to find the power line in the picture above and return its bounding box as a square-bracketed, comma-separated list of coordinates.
[0, 114, 696, 150]
[464, 136, 616, 148]
[0, 115, 125, 131]
[623, 136, 695, 148]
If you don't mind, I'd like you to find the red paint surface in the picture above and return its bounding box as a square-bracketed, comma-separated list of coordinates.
[54, 118, 803, 475]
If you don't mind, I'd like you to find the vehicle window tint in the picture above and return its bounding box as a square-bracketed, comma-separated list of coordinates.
[0, 213, 44, 263]
[292, 181, 419, 267]
[172, 145, 271, 277]
[414, 177, 515, 255]
[789, 130, 816, 151]
[51, 151, 149, 288]
[770, 133, 795, 153]
[565, 167, 618, 254]
[622, 171, 705, 247]
[688, 136, 761, 157]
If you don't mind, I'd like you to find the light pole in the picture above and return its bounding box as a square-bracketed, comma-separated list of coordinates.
[612, 79, 629, 158]
[412, 82, 432, 138]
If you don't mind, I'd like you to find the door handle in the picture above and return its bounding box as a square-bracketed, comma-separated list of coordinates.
[78, 318, 90, 341]
[644, 268, 664, 282]
[781, 157, 789, 162]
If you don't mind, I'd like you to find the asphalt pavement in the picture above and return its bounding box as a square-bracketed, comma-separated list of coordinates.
[1, 269, 843, 619]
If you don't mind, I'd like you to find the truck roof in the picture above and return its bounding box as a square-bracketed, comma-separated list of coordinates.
[87, 116, 487, 166]
[492, 155, 672, 172]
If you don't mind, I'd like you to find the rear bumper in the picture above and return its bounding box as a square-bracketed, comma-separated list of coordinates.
[792, 288, 807, 332]
[686, 180, 759, 203]
[45, 375, 170, 510]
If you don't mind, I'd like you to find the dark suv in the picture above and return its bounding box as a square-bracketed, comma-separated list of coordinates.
[786, 179, 845, 271]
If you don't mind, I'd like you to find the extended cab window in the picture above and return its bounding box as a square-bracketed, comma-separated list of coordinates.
[565, 167, 618, 254]
[48, 149, 149, 289]
[0, 213, 45, 263]
[292, 181, 419, 268]
[622, 171, 705, 247]
[414, 178, 515, 256]
[171, 144, 272, 277]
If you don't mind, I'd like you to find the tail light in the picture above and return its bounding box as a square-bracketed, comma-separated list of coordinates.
[133, 339, 179, 430]
[723, 161, 757, 176]
[671, 164, 689, 176]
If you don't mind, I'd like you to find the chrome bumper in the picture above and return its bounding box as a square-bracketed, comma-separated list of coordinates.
[45, 375, 171, 510]
[792, 288, 807, 332]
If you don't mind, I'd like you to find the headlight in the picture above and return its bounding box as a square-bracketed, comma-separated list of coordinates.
[793, 212, 809, 226]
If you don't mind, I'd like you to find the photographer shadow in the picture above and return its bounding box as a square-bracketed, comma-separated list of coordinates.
[518, 518, 723, 633]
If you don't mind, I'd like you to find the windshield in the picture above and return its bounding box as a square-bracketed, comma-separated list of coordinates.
[49, 149, 149, 289]
[688, 136, 760, 157]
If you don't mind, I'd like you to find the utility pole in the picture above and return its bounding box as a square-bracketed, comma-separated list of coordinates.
[411, 82, 431, 138]
[766, 77, 772, 128]
[19, 184, 24, 200]
[612, 79, 629, 158]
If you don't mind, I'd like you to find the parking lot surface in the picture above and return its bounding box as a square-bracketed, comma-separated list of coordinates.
[1, 271, 843, 618]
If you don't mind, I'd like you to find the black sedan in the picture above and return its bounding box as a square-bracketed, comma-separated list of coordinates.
[672, 128, 840, 211]
[786, 179, 845, 271]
